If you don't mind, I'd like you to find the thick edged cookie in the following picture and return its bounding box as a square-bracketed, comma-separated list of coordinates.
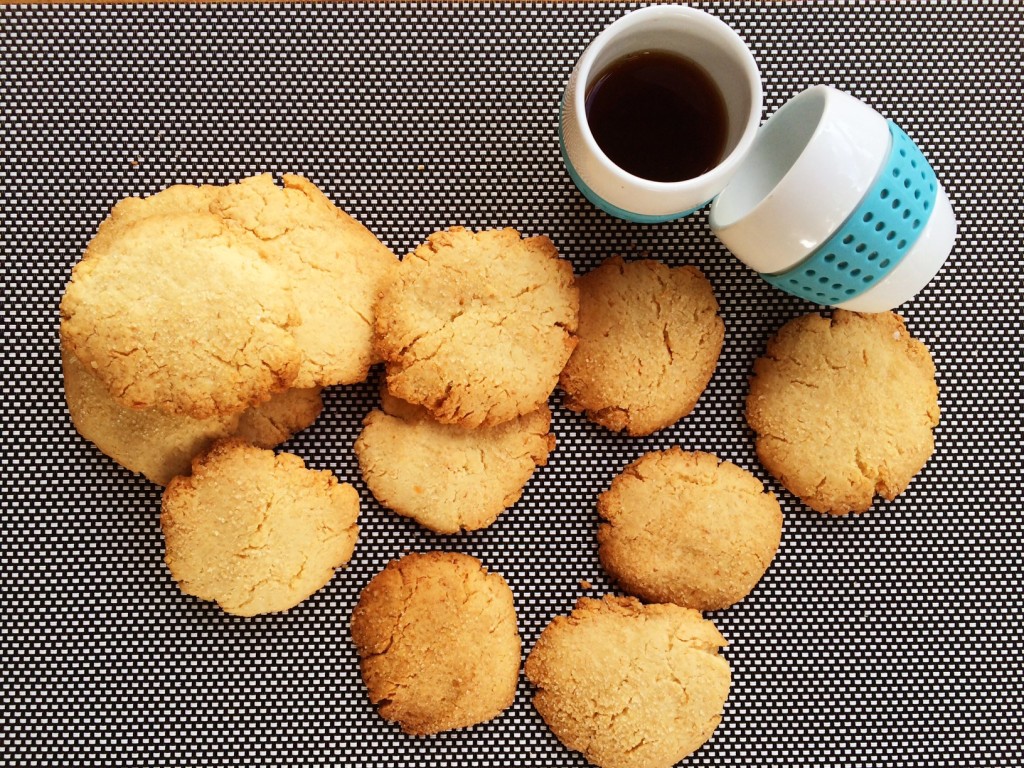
[559, 256, 724, 436]
[60, 209, 303, 419]
[597, 449, 782, 610]
[350, 552, 521, 735]
[161, 439, 359, 616]
[354, 391, 554, 534]
[374, 227, 579, 428]
[525, 595, 730, 768]
[746, 310, 940, 515]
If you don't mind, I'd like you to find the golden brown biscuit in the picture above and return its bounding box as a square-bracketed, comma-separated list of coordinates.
[350, 552, 521, 735]
[161, 439, 359, 616]
[210, 174, 399, 388]
[559, 256, 724, 436]
[746, 310, 940, 515]
[525, 595, 730, 768]
[234, 386, 323, 449]
[374, 227, 579, 428]
[597, 449, 782, 610]
[60, 174, 398, 420]
[354, 394, 554, 533]
[62, 346, 239, 486]
[60, 210, 302, 418]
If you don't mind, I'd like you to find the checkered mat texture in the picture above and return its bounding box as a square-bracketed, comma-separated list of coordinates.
[3, 2, 1021, 765]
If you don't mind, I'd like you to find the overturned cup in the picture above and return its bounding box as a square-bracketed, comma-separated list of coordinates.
[709, 85, 957, 312]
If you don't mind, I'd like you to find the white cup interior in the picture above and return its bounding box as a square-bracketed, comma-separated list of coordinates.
[710, 90, 826, 228]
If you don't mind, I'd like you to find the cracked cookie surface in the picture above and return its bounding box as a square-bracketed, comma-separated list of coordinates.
[210, 174, 399, 388]
[350, 551, 521, 735]
[60, 209, 303, 419]
[161, 439, 359, 616]
[598, 449, 782, 610]
[746, 310, 939, 515]
[354, 390, 554, 534]
[374, 227, 579, 428]
[59, 174, 398, 418]
[559, 256, 723, 436]
[525, 595, 731, 768]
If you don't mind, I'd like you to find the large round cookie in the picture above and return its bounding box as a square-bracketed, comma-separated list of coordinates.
[597, 449, 782, 610]
[374, 227, 579, 428]
[746, 310, 940, 515]
[60, 174, 398, 419]
[161, 439, 359, 616]
[354, 390, 554, 534]
[525, 595, 731, 768]
[60, 210, 302, 418]
[559, 256, 723, 436]
[350, 552, 521, 735]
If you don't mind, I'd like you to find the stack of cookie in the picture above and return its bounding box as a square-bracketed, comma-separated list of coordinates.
[59, 173, 399, 485]
[59, 174, 400, 613]
[354, 226, 578, 534]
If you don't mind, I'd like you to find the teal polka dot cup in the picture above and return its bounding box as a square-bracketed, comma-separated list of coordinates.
[710, 86, 956, 312]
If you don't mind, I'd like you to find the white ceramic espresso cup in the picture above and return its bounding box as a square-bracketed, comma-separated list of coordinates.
[561, 5, 763, 222]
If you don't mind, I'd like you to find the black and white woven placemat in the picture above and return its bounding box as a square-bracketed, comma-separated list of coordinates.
[3, 2, 1022, 765]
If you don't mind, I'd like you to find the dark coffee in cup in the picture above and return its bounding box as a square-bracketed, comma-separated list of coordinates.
[585, 50, 728, 183]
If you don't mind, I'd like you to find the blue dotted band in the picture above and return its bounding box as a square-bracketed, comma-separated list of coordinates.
[760, 121, 938, 306]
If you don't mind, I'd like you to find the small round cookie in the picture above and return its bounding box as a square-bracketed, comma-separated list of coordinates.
[525, 595, 730, 768]
[161, 439, 359, 616]
[350, 552, 521, 735]
[62, 346, 239, 486]
[746, 310, 940, 515]
[374, 227, 579, 428]
[354, 391, 554, 533]
[597, 449, 782, 611]
[234, 386, 324, 449]
[60, 209, 303, 419]
[559, 256, 724, 436]
[210, 174, 400, 388]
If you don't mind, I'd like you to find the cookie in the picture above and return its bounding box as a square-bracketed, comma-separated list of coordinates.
[209, 174, 399, 388]
[559, 256, 723, 436]
[63, 344, 324, 484]
[161, 439, 359, 616]
[597, 449, 782, 610]
[354, 391, 554, 533]
[60, 208, 303, 418]
[746, 310, 940, 515]
[374, 227, 579, 428]
[350, 552, 521, 735]
[234, 386, 323, 449]
[62, 346, 239, 486]
[525, 595, 730, 768]
[60, 174, 399, 418]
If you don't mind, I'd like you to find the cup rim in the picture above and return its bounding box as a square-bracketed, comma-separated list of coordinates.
[571, 5, 763, 194]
